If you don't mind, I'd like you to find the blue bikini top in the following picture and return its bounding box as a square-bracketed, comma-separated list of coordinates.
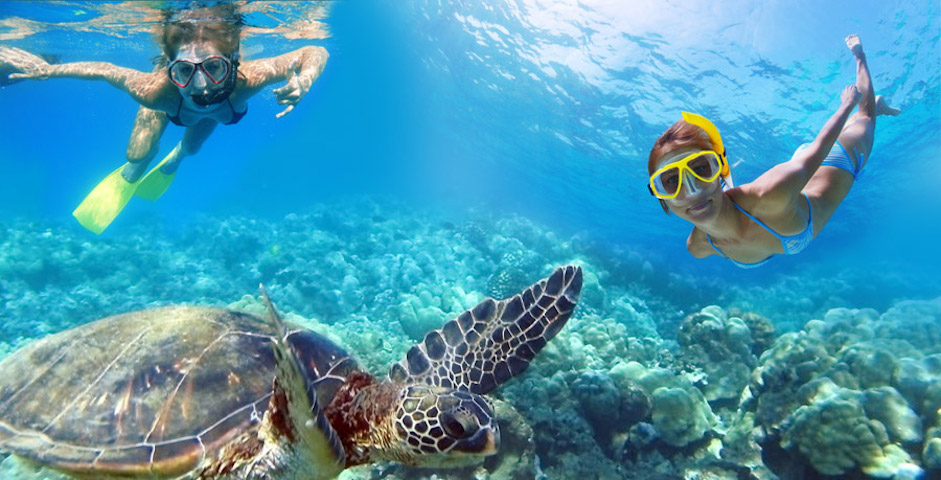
[706, 194, 814, 268]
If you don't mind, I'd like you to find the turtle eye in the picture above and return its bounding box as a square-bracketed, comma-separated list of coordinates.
[441, 411, 477, 439]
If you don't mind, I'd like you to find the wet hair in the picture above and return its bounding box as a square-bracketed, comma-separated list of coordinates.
[155, 4, 243, 105]
[156, 4, 243, 60]
[647, 119, 715, 214]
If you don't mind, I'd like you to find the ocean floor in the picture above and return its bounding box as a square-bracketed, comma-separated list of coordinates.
[0, 197, 938, 479]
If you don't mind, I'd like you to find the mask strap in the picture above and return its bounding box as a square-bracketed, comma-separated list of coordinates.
[720, 175, 734, 191]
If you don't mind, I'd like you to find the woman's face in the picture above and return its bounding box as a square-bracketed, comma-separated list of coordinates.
[169, 41, 234, 107]
[652, 146, 724, 223]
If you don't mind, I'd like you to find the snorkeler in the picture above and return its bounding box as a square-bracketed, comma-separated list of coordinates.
[0, 4, 327, 234]
[646, 34, 900, 268]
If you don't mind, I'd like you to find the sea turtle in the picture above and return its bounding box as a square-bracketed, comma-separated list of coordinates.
[0, 265, 582, 479]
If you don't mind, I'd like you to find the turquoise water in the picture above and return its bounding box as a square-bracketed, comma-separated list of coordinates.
[0, 1, 939, 479]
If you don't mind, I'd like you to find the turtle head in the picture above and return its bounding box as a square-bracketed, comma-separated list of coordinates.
[349, 265, 581, 468]
[388, 384, 499, 466]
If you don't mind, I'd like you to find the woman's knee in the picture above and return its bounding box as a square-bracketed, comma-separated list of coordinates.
[126, 125, 165, 163]
[180, 142, 201, 156]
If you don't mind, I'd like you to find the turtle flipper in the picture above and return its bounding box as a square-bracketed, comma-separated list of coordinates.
[259, 285, 346, 476]
[389, 265, 582, 395]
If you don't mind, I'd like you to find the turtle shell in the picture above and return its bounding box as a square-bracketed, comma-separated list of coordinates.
[0, 306, 357, 477]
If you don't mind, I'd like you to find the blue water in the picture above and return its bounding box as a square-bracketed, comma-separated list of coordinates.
[0, 1, 939, 478]
[2, 1, 939, 279]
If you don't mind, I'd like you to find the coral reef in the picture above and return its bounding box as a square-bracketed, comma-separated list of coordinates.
[1, 200, 939, 479]
[611, 361, 716, 447]
[744, 304, 941, 478]
[676, 305, 773, 402]
[781, 380, 919, 476]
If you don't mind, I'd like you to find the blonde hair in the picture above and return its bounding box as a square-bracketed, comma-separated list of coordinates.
[156, 4, 242, 59]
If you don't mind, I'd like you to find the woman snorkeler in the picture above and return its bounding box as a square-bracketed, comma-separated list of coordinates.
[646, 34, 899, 268]
[0, 4, 327, 234]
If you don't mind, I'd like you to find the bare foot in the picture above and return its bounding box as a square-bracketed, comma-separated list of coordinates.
[875, 95, 901, 116]
[845, 34, 864, 58]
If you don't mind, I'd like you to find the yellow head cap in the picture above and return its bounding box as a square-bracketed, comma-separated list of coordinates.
[681, 111, 730, 180]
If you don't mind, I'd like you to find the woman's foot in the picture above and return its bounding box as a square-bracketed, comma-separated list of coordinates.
[121, 161, 150, 183]
[158, 143, 184, 174]
[875, 95, 901, 116]
[845, 34, 864, 58]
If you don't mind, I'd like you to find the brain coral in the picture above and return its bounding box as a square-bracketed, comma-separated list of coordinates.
[610, 361, 716, 447]
[677, 305, 770, 401]
[747, 303, 941, 478]
[781, 379, 918, 477]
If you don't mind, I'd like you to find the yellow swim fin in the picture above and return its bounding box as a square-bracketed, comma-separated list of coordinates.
[135, 144, 180, 201]
[72, 164, 140, 234]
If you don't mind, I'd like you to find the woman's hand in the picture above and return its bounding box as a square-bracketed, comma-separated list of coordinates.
[272, 58, 314, 118]
[841, 84, 861, 108]
[0, 46, 53, 81]
[271, 46, 327, 118]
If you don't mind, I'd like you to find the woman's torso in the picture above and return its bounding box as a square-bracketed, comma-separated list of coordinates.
[155, 78, 250, 127]
[690, 189, 814, 264]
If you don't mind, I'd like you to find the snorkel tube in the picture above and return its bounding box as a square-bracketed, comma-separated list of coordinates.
[682, 111, 734, 188]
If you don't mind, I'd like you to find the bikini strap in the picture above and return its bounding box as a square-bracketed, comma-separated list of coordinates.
[836, 140, 865, 177]
[705, 233, 770, 268]
[706, 233, 724, 257]
[728, 200, 788, 243]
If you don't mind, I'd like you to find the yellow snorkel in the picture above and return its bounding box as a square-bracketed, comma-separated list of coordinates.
[681, 112, 733, 188]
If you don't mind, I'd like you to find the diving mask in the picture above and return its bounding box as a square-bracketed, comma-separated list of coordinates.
[648, 150, 724, 199]
[167, 55, 232, 88]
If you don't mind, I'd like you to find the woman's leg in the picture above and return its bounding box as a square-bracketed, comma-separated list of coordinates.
[121, 105, 169, 182]
[158, 118, 219, 174]
[134, 118, 219, 201]
[804, 35, 898, 234]
[836, 35, 899, 166]
[122, 62, 171, 183]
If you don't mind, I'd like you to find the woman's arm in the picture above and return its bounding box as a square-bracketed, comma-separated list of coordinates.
[238, 45, 328, 117]
[748, 85, 861, 207]
[1, 46, 172, 110]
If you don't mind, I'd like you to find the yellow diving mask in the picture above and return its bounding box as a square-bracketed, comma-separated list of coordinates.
[648, 112, 732, 200]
